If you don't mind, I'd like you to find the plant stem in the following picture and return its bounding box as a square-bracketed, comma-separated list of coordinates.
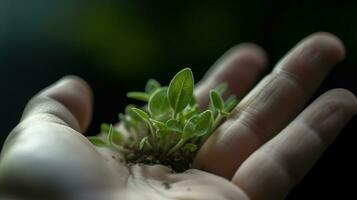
[146, 140, 153, 150]
[146, 122, 159, 152]
[199, 113, 223, 146]
[212, 113, 223, 130]
[161, 134, 173, 157]
[173, 111, 177, 120]
[166, 138, 185, 156]
[130, 127, 140, 148]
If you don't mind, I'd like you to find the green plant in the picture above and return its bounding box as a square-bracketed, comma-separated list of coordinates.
[88, 68, 238, 172]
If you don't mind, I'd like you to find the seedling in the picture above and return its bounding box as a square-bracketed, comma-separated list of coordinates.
[88, 68, 238, 172]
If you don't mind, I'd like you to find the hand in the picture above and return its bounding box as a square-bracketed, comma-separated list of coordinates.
[0, 32, 356, 200]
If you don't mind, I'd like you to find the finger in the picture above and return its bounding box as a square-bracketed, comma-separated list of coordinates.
[195, 43, 267, 108]
[195, 32, 345, 178]
[20, 76, 93, 132]
[232, 89, 357, 200]
[0, 77, 113, 198]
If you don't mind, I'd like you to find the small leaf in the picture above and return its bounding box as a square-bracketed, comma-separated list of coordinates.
[195, 110, 213, 136]
[189, 96, 197, 106]
[224, 95, 238, 112]
[149, 118, 166, 129]
[210, 90, 224, 111]
[187, 115, 199, 124]
[220, 110, 230, 117]
[131, 108, 155, 136]
[145, 79, 161, 94]
[106, 125, 113, 144]
[139, 137, 149, 150]
[125, 104, 142, 122]
[178, 112, 185, 125]
[214, 83, 228, 96]
[148, 88, 171, 117]
[184, 105, 199, 119]
[100, 123, 110, 134]
[127, 92, 150, 102]
[107, 124, 123, 145]
[166, 119, 182, 132]
[131, 108, 150, 121]
[88, 137, 108, 147]
[182, 121, 195, 140]
[125, 104, 137, 114]
[112, 130, 124, 143]
[156, 129, 169, 137]
[168, 68, 194, 114]
[184, 143, 198, 152]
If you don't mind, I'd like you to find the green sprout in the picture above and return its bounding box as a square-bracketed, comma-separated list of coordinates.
[88, 68, 238, 172]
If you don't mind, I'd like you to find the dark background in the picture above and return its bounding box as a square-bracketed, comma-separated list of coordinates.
[0, 0, 356, 199]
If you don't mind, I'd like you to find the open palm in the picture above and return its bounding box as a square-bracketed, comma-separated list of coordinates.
[0, 32, 356, 200]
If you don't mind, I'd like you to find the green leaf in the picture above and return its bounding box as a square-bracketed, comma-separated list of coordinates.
[220, 111, 230, 117]
[149, 118, 166, 129]
[131, 108, 155, 137]
[145, 79, 161, 94]
[182, 121, 195, 140]
[106, 124, 123, 145]
[156, 129, 169, 138]
[195, 110, 213, 136]
[112, 130, 124, 143]
[189, 95, 197, 106]
[107, 124, 114, 143]
[187, 115, 199, 124]
[178, 112, 185, 125]
[214, 83, 228, 96]
[125, 104, 142, 122]
[167, 68, 194, 114]
[127, 92, 150, 102]
[166, 119, 182, 132]
[148, 88, 171, 117]
[88, 136, 108, 147]
[139, 137, 149, 150]
[131, 108, 150, 121]
[210, 90, 224, 111]
[224, 95, 238, 112]
[125, 104, 136, 114]
[183, 143, 198, 152]
[100, 123, 110, 134]
[183, 105, 199, 119]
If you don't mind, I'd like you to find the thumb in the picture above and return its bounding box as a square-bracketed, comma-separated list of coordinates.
[21, 75, 93, 132]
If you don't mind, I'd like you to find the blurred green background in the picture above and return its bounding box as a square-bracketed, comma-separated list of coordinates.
[0, 0, 356, 198]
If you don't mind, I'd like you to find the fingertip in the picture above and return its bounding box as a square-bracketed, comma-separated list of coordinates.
[196, 43, 268, 109]
[42, 75, 93, 132]
[235, 43, 268, 67]
[304, 32, 346, 62]
[210, 43, 268, 87]
[224, 43, 268, 72]
[59, 75, 93, 94]
[321, 88, 357, 115]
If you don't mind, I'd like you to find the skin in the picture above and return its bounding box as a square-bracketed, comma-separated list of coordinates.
[0, 32, 356, 200]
